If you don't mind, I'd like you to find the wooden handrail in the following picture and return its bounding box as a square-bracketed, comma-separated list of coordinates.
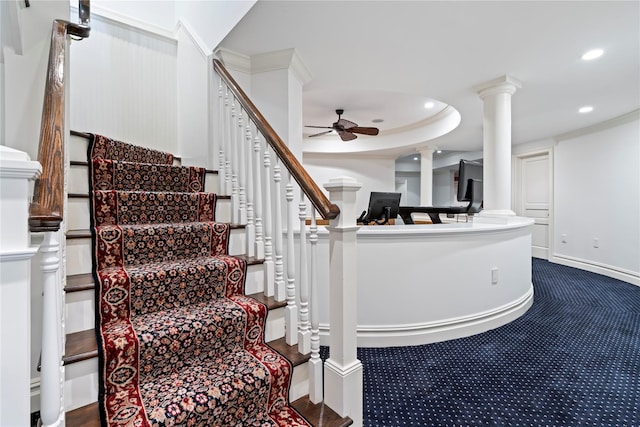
[213, 59, 340, 220]
[29, 20, 90, 232]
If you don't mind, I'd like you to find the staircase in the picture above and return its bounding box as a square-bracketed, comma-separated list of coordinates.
[60, 132, 351, 426]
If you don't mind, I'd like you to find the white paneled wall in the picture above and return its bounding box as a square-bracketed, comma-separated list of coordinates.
[553, 113, 640, 281]
[70, 15, 178, 153]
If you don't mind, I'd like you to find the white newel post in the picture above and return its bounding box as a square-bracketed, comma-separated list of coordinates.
[323, 176, 363, 427]
[0, 147, 42, 427]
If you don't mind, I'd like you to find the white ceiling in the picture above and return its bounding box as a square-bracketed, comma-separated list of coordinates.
[219, 1, 639, 158]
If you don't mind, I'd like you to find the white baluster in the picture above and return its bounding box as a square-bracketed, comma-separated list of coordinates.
[217, 77, 226, 195]
[253, 125, 265, 260]
[230, 98, 240, 224]
[262, 140, 275, 296]
[298, 191, 310, 354]
[40, 231, 63, 427]
[244, 116, 255, 258]
[273, 157, 286, 302]
[223, 86, 232, 195]
[308, 214, 323, 403]
[237, 107, 247, 225]
[285, 174, 298, 344]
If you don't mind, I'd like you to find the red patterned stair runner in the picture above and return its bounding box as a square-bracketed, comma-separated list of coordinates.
[89, 134, 310, 426]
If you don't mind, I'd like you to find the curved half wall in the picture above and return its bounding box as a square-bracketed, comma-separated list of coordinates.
[316, 216, 535, 347]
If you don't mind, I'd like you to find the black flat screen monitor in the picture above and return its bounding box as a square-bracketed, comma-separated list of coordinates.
[457, 160, 483, 202]
[361, 192, 401, 225]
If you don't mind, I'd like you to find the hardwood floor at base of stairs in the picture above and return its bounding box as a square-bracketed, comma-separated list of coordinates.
[66, 396, 353, 427]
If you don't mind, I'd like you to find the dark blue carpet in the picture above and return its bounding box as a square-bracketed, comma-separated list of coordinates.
[324, 258, 640, 426]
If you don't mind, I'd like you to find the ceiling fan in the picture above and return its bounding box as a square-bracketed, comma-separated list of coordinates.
[306, 109, 380, 141]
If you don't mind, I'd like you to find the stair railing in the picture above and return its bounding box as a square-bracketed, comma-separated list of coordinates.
[28, 11, 90, 427]
[214, 58, 362, 424]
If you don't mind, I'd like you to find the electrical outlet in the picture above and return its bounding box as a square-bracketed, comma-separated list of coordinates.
[491, 267, 499, 285]
[593, 238, 599, 248]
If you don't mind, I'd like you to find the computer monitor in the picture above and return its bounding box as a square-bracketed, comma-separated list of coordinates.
[457, 159, 483, 202]
[358, 192, 402, 225]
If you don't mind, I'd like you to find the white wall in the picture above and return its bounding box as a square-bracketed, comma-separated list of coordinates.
[2, 0, 69, 158]
[303, 154, 396, 215]
[553, 113, 639, 281]
[70, 15, 178, 153]
[176, 24, 209, 167]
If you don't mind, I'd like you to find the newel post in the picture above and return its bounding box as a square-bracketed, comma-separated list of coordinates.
[0, 147, 42, 427]
[323, 176, 363, 427]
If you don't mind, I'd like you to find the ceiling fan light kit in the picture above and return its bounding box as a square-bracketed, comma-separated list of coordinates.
[306, 109, 380, 141]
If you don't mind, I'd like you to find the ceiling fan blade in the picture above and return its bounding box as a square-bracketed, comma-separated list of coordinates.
[305, 125, 333, 129]
[335, 118, 357, 129]
[349, 126, 379, 136]
[308, 130, 334, 138]
[337, 129, 357, 141]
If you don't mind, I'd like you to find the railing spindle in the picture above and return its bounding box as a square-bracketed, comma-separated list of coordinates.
[217, 77, 227, 195]
[285, 173, 298, 344]
[253, 124, 265, 260]
[262, 138, 275, 296]
[230, 98, 239, 224]
[308, 213, 323, 403]
[237, 107, 247, 225]
[244, 114, 255, 258]
[223, 86, 232, 195]
[273, 156, 285, 301]
[298, 191, 310, 354]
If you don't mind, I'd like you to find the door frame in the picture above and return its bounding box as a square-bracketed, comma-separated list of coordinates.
[513, 148, 554, 260]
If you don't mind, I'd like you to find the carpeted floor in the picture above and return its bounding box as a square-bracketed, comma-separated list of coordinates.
[326, 258, 640, 426]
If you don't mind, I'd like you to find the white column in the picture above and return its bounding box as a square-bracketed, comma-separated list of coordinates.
[323, 176, 363, 427]
[419, 148, 434, 206]
[475, 75, 521, 216]
[0, 147, 41, 427]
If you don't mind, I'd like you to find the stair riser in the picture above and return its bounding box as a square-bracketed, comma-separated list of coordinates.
[65, 359, 99, 412]
[69, 165, 89, 195]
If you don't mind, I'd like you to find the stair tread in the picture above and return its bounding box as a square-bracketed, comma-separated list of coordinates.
[66, 396, 352, 427]
[292, 397, 354, 427]
[268, 337, 311, 367]
[65, 273, 94, 292]
[248, 291, 286, 310]
[64, 329, 97, 365]
[67, 222, 244, 239]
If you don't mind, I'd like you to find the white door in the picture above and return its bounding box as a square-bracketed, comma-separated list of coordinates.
[518, 153, 551, 259]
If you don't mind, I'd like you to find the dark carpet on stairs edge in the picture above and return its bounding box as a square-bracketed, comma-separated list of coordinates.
[322, 258, 640, 426]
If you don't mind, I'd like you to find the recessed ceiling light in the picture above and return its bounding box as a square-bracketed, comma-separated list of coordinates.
[424, 101, 435, 109]
[372, 118, 384, 123]
[436, 150, 442, 154]
[582, 49, 603, 60]
[579, 106, 594, 114]
[413, 156, 419, 161]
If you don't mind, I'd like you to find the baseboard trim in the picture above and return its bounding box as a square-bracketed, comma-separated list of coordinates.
[549, 254, 639, 286]
[319, 286, 534, 347]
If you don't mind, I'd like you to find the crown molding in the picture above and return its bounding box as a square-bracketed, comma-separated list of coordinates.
[554, 109, 640, 142]
[214, 47, 251, 74]
[251, 48, 313, 85]
[77, 4, 176, 41]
